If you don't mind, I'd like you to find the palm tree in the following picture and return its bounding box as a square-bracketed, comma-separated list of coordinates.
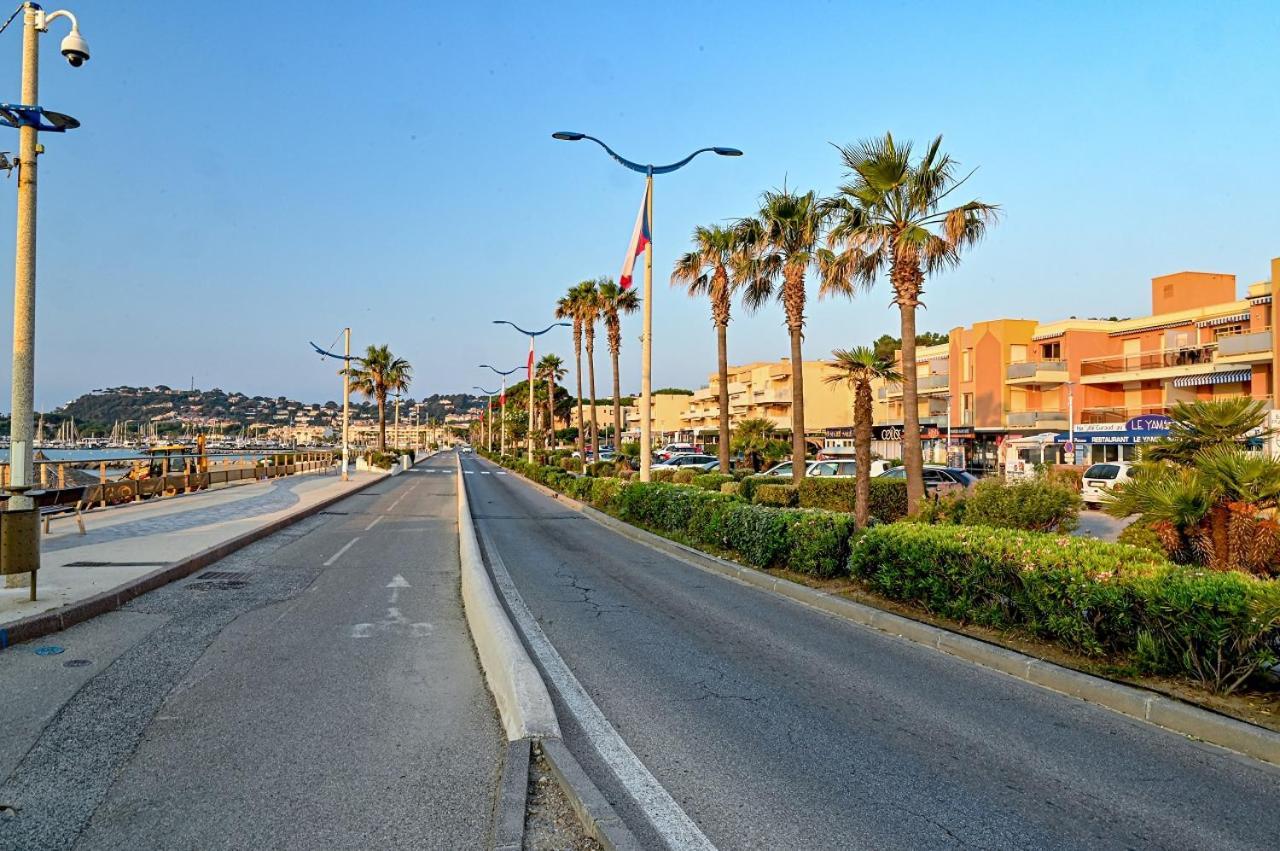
[348, 344, 412, 452]
[738, 187, 829, 484]
[537, 353, 567, 446]
[820, 133, 998, 514]
[824, 347, 901, 527]
[578, 279, 602, 461]
[596, 278, 640, 449]
[730, 416, 786, 472]
[555, 283, 590, 465]
[672, 224, 745, 474]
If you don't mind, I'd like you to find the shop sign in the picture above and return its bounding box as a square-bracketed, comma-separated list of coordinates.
[872, 424, 944, 441]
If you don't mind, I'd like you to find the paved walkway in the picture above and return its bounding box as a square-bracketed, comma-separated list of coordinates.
[0, 468, 386, 628]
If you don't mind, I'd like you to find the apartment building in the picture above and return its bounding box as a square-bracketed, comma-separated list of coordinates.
[620, 393, 688, 445]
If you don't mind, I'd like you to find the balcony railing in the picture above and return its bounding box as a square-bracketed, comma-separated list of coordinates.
[1007, 410, 1068, 428]
[1006, 360, 1068, 381]
[1080, 344, 1216, 377]
[880, 374, 948, 398]
[1218, 330, 1272, 357]
[1080, 395, 1273, 424]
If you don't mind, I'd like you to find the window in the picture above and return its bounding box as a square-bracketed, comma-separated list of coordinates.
[962, 351, 972, 380]
[837, 461, 857, 476]
[1041, 341, 1061, 360]
[1084, 464, 1120, 481]
[880, 467, 905, 478]
[1213, 324, 1246, 340]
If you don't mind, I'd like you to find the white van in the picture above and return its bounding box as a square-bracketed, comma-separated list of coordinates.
[814, 447, 890, 477]
[1081, 462, 1133, 509]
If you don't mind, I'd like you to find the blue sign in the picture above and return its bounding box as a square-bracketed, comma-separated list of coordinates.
[1126, 415, 1173, 432]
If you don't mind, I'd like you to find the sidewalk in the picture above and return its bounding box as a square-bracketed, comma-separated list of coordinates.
[0, 469, 385, 632]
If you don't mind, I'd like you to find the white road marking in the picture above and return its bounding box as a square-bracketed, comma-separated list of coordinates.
[476, 523, 717, 850]
[363, 515, 384, 531]
[351, 623, 372, 638]
[464, 470, 475, 475]
[496, 471, 507, 475]
[387, 573, 410, 603]
[481, 471, 492, 475]
[324, 536, 360, 566]
[388, 493, 406, 511]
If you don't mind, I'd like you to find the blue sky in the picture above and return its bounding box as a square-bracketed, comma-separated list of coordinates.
[0, 0, 1276, 409]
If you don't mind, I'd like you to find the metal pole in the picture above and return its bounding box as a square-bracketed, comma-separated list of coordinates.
[487, 394, 493, 452]
[527, 337, 535, 464]
[500, 377, 507, 455]
[639, 171, 654, 482]
[1067, 382, 1075, 462]
[341, 327, 350, 480]
[946, 396, 952, 465]
[394, 394, 400, 450]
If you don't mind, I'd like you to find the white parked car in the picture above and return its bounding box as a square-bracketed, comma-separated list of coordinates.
[759, 460, 831, 478]
[1081, 462, 1133, 510]
[808, 459, 892, 478]
[653, 453, 718, 470]
[655, 443, 699, 462]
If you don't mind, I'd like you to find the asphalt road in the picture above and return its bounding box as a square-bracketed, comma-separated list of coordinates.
[0, 453, 501, 851]
[462, 454, 1280, 850]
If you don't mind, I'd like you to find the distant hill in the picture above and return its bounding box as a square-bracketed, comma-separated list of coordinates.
[28, 386, 484, 437]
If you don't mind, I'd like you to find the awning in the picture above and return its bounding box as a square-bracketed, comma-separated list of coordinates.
[1196, 312, 1250, 328]
[1171, 368, 1252, 387]
[1109, 319, 1193, 337]
[1250, 295, 1272, 305]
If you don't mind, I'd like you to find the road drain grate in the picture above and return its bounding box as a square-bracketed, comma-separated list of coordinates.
[187, 580, 249, 591]
[64, 561, 168, 568]
[197, 571, 246, 581]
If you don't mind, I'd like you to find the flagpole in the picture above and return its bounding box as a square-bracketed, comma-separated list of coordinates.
[501, 377, 507, 455]
[640, 171, 654, 483]
[527, 338, 536, 465]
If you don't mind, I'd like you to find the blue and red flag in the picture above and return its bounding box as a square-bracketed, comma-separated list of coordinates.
[618, 182, 651, 291]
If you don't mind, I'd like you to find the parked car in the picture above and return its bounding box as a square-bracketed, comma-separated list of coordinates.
[1081, 462, 1133, 510]
[877, 465, 977, 495]
[460, 445, 473, 454]
[655, 443, 699, 463]
[759, 460, 837, 478]
[652, 453, 718, 470]
[807, 459, 892, 478]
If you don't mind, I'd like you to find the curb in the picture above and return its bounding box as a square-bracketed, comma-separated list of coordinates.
[489, 459, 1280, 769]
[540, 738, 641, 851]
[455, 453, 561, 741]
[0, 469, 389, 650]
[493, 738, 531, 851]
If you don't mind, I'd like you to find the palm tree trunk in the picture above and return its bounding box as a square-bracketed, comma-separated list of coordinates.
[788, 328, 806, 485]
[854, 380, 872, 528]
[716, 321, 731, 473]
[611, 351, 622, 453]
[548, 374, 556, 449]
[894, 258, 926, 514]
[587, 340, 599, 461]
[574, 338, 585, 467]
[377, 396, 386, 452]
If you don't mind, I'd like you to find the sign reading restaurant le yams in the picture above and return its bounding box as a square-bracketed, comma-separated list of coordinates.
[1061, 415, 1172, 444]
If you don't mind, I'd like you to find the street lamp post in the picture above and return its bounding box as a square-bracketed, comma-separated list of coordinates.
[474, 385, 497, 453]
[552, 131, 741, 482]
[2, 3, 89, 593]
[492, 321, 569, 465]
[310, 330, 359, 480]
[480, 363, 522, 456]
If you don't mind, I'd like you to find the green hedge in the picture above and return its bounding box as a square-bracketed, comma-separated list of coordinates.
[849, 523, 1280, 693]
[672, 469, 696, 484]
[754, 484, 799, 507]
[921, 478, 1079, 533]
[796, 478, 909, 523]
[652, 468, 676, 483]
[692, 473, 735, 492]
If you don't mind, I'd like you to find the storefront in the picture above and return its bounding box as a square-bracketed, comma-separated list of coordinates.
[1056, 415, 1172, 464]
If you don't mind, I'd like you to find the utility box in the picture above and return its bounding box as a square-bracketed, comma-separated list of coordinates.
[0, 507, 40, 576]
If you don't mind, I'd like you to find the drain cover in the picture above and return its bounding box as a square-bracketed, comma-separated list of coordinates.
[63, 659, 92, 668]
[187, 580, 249, 591]
[34, 646, 64, 656]
[197, 571, 246, 581]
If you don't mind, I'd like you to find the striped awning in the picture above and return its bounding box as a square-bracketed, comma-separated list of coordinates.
[1250, 295, 1272, 305]
[1197, 312, 1250, 328]
[1109, 319, 1193, 337]
[1172, 368, 1252, 388]
[1031, 331, 1064, 341]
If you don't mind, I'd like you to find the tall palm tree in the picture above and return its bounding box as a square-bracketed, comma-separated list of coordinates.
[578, 279, 602, 460]
[820, 133, 998, 514]
[738, 187, 829, 485]
[348, 344, 412, 452]
[555, 283, 589, 464]
[596, 278, 640, 448]
[672, 224, 745, 473]
[537, 353, 567, 446]
[824, 347, 901, 527]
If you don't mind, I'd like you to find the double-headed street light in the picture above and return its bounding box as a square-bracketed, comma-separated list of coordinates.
[552, 131, 741, 481]
[474, 385, 497, 452]
[479, 363, 522, 456]
[492, 321, 569, 464]
[2, 3, 90, 596]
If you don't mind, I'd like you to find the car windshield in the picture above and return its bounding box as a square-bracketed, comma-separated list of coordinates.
[880, 468, 905, 478]
[1084, 464, 1120, 480]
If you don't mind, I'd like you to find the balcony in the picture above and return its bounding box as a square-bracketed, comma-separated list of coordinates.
[1080, 344, 1217, 383]
[1006, 360, 1069, 385]
[1218, 329, 1272, 361]
[1007, 410, 1069, 429]
[1080, 396, 1273, 424]
[755, 390, 792, 405]
[879, 374, 949, 398]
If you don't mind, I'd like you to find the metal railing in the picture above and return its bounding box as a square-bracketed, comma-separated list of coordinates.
[1081, 344, 1217, 377]
[1079, 395, 1273, 424]
[1007, 410, 1068, 427]
[1218, 329, 1272, 356]
[1006, 360, 1068, 380]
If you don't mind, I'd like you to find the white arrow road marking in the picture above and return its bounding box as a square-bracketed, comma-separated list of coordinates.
[476, 523, 717, 850]
[387, 573, 410, 603]
[324, 537, 360, 566]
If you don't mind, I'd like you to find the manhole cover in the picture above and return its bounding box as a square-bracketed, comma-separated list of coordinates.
[33, 646, 64, 656]
[187, 580, 249, 591]
[63, 659, 92, 668]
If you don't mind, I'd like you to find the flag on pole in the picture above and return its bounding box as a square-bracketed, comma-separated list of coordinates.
[500, 379, 506, 407]
[618, 181, 651, 291]
[527, 336, 535, 384]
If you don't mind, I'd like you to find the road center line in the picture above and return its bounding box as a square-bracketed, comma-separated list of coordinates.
[324, 536, 360, 566]
[475, 522, 717, 851]
[363, 515, 383, 532]
[387, 493, 407, 512]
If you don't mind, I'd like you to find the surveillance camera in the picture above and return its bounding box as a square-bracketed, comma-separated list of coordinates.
[60, 30, 89, 67]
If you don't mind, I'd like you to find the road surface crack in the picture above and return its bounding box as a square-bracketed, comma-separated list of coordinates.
[553, 566, 628, 618]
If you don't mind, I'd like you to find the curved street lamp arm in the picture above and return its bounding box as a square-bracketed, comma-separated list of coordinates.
[651, 147, 723, 175]
[310, 341, 364, 364]
[578, 134, 650, 175]
[492, 320, 571, 337]
[479, 363, 523, 376]
[474, 385, 498, 395]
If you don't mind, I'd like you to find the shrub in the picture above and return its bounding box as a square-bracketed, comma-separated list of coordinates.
[796, 478, 909, 523]
[720, 482, 740, 497]
[1116, 520, 1164, 555]
[754, 484, 799, 508]
[590, 477, 623, 509]
[652, 468, 676, 483]
[619, 470, 636, 482]
[787, 511, 859, 577]
[720, 503, 794, 568]
[848, 523, 1280, 692]
[564, 476, 594, 502]
[560, 457, 578, 472]
[692, 473, 734, 492]
[587, 461, 616, 478]
[672, 468, 696, 485]
[736, 475, 773, 503]
[954, 478, 1079, 533]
